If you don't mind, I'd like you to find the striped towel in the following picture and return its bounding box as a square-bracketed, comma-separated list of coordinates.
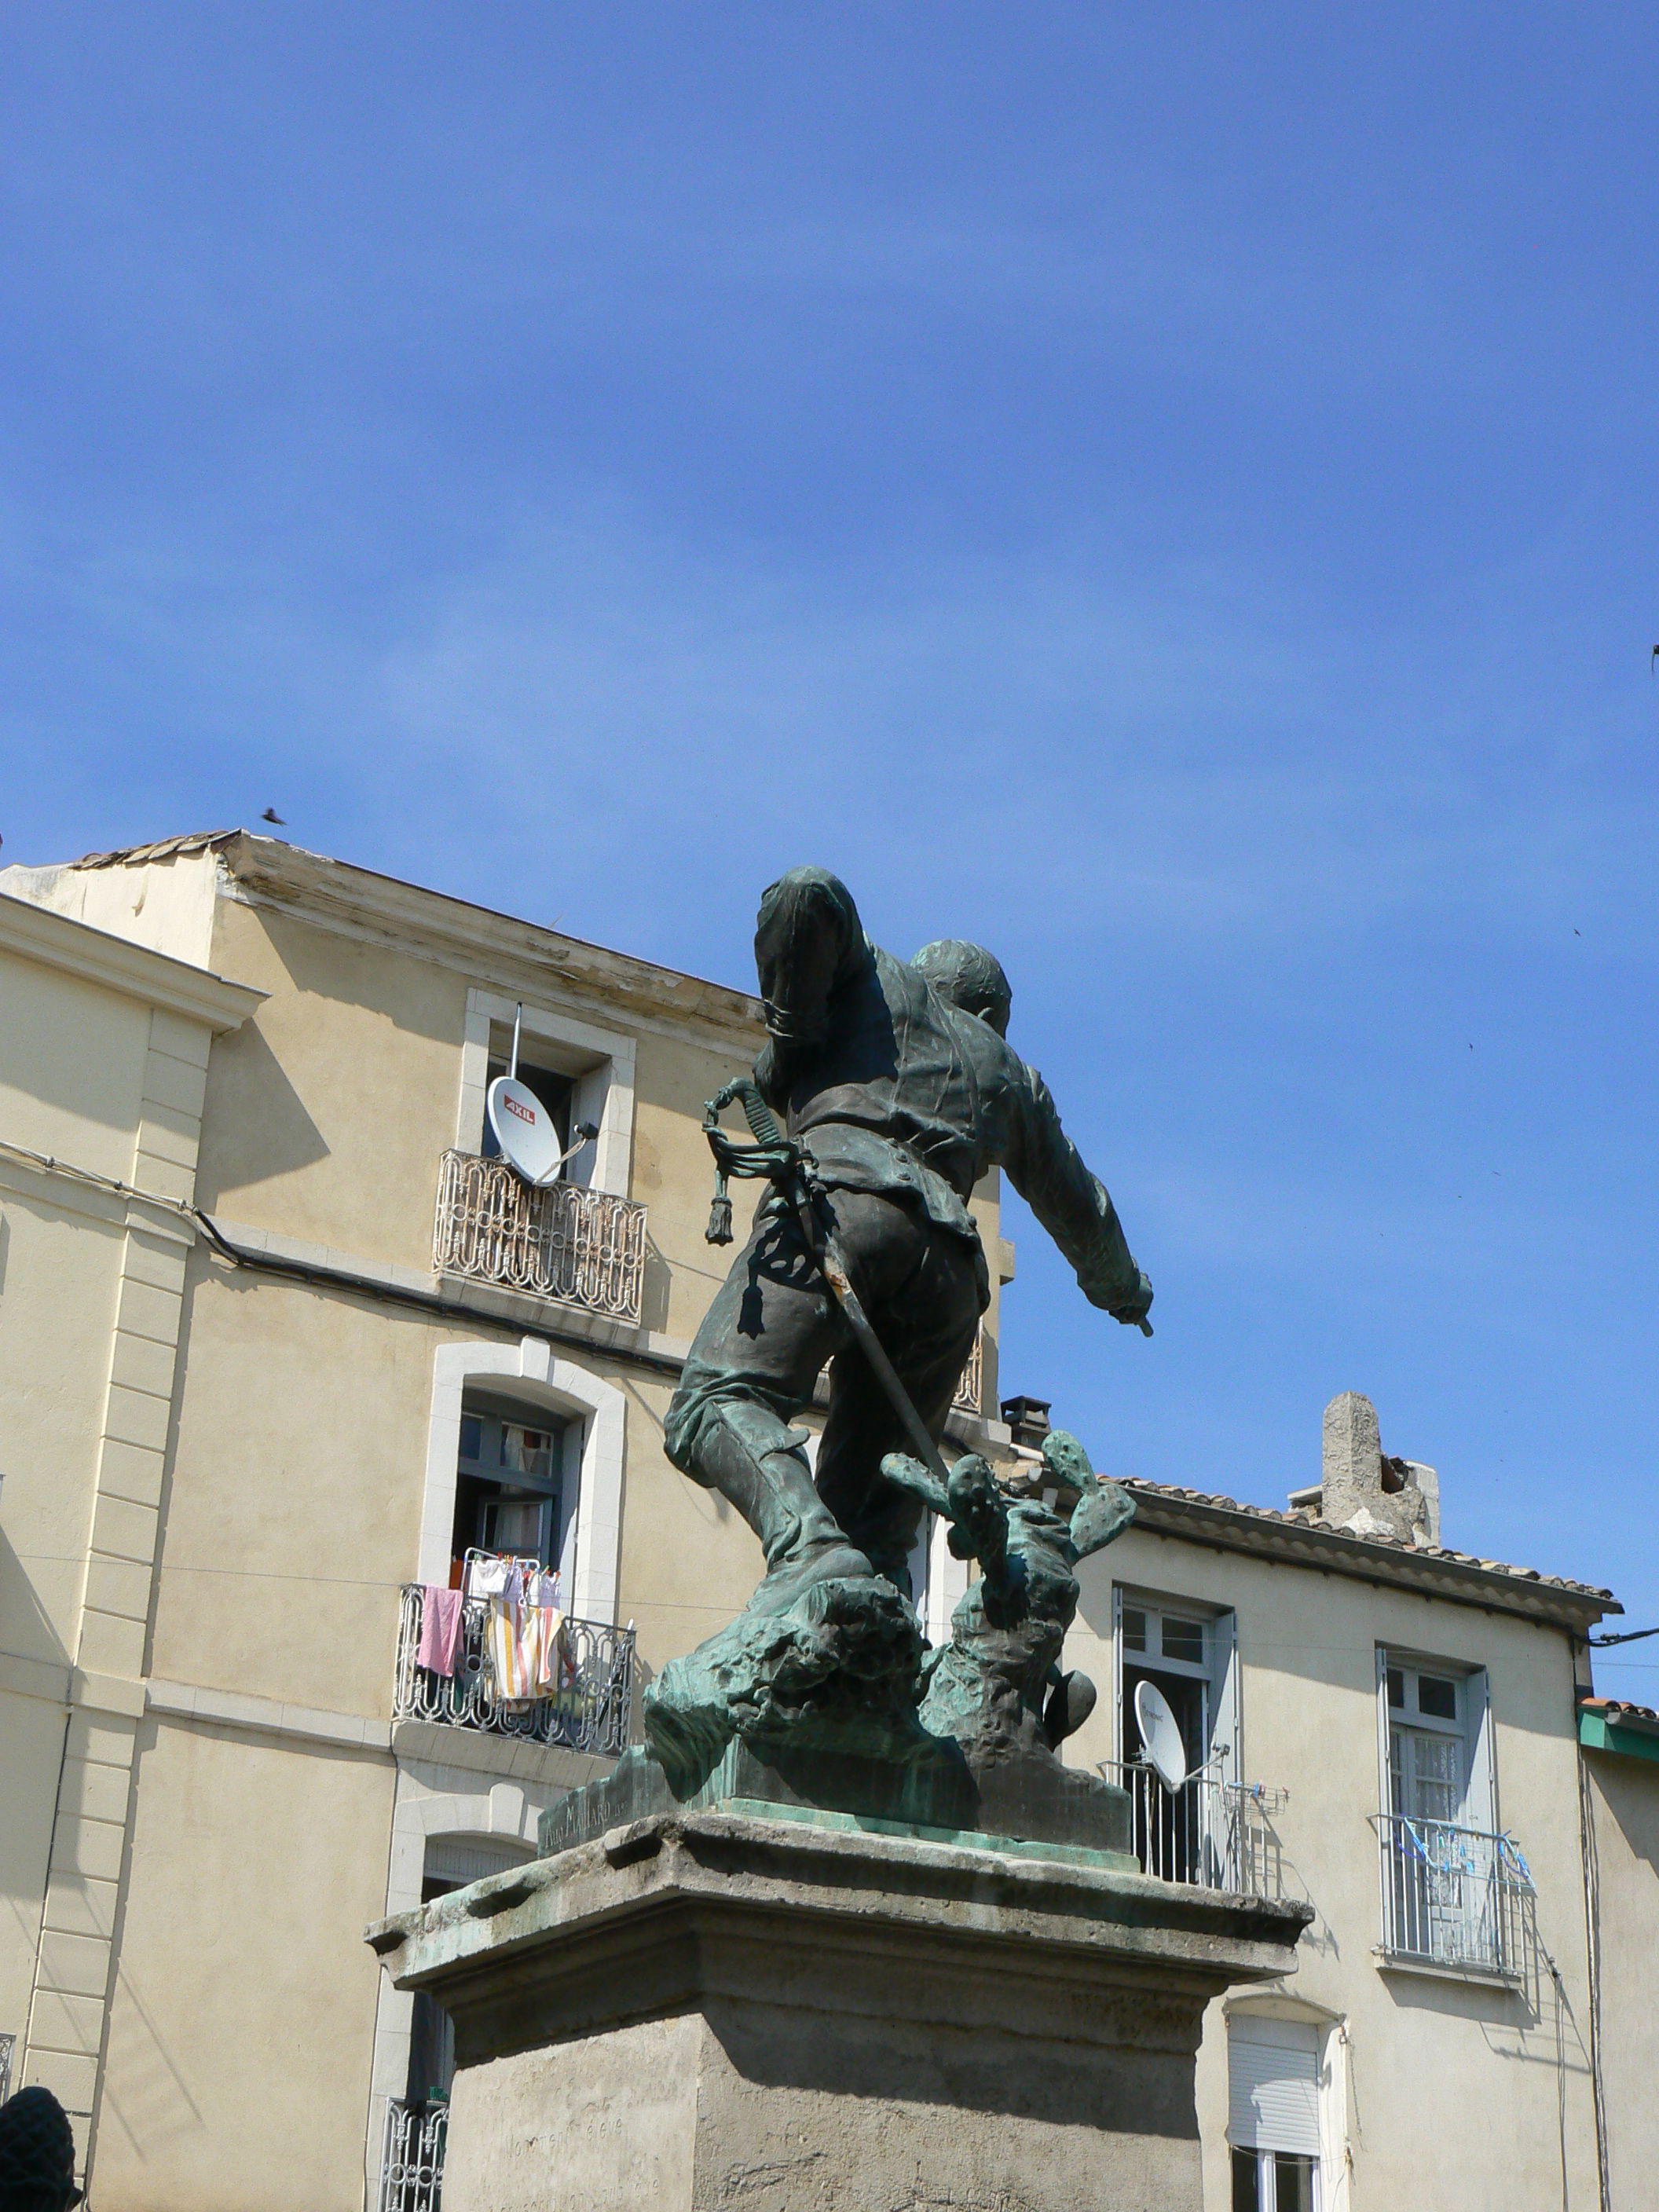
[485, 1601, 572, 1704]
[485, 1599, 534, 1703]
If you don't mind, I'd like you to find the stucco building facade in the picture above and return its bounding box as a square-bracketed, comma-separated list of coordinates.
[1, 830, 1652, 2211]
[0, 888, 260, 2145]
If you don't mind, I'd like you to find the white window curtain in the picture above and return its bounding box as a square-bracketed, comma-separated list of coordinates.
[1228, 2017, 1320, 2156]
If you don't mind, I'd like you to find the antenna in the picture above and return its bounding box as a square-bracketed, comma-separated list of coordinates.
[509, 1002, 522, 1081]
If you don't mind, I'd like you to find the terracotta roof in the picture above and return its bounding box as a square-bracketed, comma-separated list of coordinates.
[1580, 1695, 1659, 1727]
[71, 830, 240, 869]
[1110, 1468, 1619, 1610]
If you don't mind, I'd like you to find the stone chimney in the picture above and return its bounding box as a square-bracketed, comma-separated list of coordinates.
[1288, 1393, 1440, 1547]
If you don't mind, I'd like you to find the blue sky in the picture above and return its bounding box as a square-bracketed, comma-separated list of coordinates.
[4, 7, 1657, 1687]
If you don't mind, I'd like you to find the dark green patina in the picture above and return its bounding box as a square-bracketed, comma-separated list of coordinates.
[563, 869, 1152, 1856]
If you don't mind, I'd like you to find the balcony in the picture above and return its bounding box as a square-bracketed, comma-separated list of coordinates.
[377, 2097, 445, 2212]
[1101, 1760, 1288, 1899]
[1372, 1813, 1536, 1979]
[433, 1151, 646, 1324]
[393, 1585, 636, 1757]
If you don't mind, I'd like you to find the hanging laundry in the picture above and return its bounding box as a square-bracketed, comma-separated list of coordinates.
[467, 1554, 522, 1602]
[416, 1586, 464, 1678]
[485, 1597, 535, 1703]
[518, 1606, 557, 1694]
[523, 1567, 562, 1611]
[522, 1607, 566, 1692]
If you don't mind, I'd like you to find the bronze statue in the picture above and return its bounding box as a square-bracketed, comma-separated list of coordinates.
[546, 867, 1151, 1851]
[665, 864, 1152, 1603]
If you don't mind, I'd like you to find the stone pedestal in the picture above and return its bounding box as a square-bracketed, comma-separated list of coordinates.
[371, 1811, 1309, 2212]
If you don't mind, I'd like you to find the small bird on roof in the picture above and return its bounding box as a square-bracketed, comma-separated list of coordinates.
[261, 808, 286, 826]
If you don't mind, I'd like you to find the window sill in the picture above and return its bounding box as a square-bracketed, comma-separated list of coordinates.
[1373, 1947, 1522, 1991]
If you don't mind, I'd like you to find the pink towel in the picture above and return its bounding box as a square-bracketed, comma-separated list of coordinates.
[417, 1585, 464, 1677]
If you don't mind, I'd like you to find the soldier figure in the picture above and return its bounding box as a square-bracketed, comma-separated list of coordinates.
[665, 866, 1152, 1610]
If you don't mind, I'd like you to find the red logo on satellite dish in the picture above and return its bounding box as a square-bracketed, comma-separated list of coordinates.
[504, 1094, 537, 1126]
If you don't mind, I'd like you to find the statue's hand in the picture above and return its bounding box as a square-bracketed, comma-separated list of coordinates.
[1104, 1269, 1152, 1326]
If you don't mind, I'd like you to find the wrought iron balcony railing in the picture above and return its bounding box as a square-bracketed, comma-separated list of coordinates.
[1372, 1813, 1535, 1978]
[377, 2097, 446, 2212]
[433, 1151, 646, 1324]
[393, 1585, 636, 1757]
[951, 1327, 983, 1417]
[1100, 1760, 1288, 1899]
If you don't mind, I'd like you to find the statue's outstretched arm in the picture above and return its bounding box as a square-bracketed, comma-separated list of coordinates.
[1002, 1065, 1152, 1324]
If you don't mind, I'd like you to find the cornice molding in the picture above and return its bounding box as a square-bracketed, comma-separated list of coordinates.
[0, 892, 264, 1031]
[1122, 1481, 1613, 1632]
[215, 834, 764, 1049]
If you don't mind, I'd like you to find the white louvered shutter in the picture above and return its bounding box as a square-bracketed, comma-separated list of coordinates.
[424, 1838, 530, 1888]
[1227, 2017, 1320, 2156]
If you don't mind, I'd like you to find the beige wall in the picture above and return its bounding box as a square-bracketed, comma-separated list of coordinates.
[94, 1716, 395, 2212]
[148, 1267, 440, 1718]
[195, 898, 470, 1273]
[1582, 1749, 1659, 2208]
[0, 894, 258, 2159]
[1064, 1527, 1602, 2211]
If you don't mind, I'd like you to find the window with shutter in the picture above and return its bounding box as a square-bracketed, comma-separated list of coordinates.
[406, 1837, 534, 2109]
[1228, 2016, 1321, 2211]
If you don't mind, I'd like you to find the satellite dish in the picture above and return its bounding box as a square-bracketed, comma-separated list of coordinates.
[487, 1075, 568, 1188]
[1133, 1679, 1190, 1793]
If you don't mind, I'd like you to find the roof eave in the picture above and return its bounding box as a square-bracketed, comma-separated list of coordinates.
[1120, 1482, 1615, 1632]
[212, 833, 765, 1044]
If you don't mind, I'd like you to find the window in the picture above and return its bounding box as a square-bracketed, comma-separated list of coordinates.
[1229, 2017, 1321, 2212]
[1382, 1657, 1478, 1828]
[1115, 1590, 1240, 1887]
[459, 990, 636, 1201]
[482, 1055, 574, 1166]
[1230, 2148, 1317, 2212]
[405, 1839, 532, 2108]
[1376, 1650, 1518, 1972]
[1120, 1599, 1214, 1778]
[452, 1398, 570, 1573]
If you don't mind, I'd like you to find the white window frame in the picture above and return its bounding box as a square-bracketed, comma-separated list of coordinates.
[1111, 1584, 1240, 1786]
[1374, 1647, 1494, 1833]
[1226, 2010, 1328, 2211]
[419, 1338, 626, 1624]
[1230, 2144, 1322, 2211]
[456, 987, 636, 1197]
[366, 1774, 555, 2203]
